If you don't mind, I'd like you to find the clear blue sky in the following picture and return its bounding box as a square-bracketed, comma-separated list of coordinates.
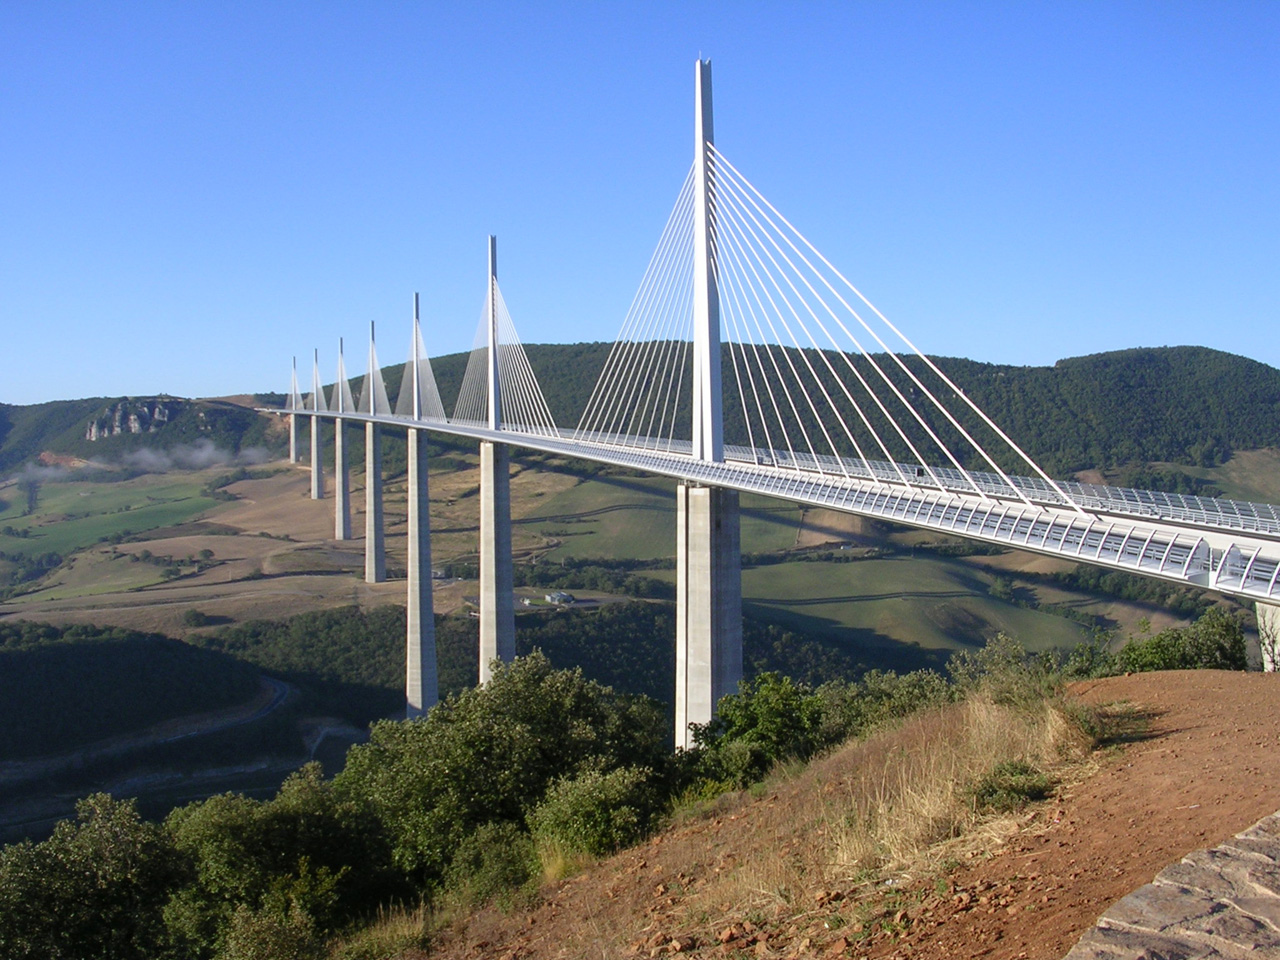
[2, 1, 1276, 406]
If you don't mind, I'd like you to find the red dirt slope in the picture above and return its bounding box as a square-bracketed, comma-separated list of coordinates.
[432, 671, 1280, 960]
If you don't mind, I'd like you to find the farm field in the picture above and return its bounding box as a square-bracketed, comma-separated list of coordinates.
[0, 472, 220, 558]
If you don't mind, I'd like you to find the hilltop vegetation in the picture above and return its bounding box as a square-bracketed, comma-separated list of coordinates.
[0, 622, 260, 761]
[5, 345, 1279, 489]
[0, 609, 1249, 960]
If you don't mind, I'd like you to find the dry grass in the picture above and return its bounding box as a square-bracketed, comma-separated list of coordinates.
[686, 693, 1095, 932]
[823, 697, 1088, 879]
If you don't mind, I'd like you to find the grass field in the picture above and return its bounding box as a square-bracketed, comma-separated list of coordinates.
[644, 554, 1090, 663]
[0, 474, 218, 559]
[516, 473, 806, 561]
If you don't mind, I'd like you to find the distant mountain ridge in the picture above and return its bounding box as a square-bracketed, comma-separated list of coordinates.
[2, 345, 1277, 479]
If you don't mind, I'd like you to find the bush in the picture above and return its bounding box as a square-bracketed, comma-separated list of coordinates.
[693, 673, 823, 786]
[216, 902, 325, 960]
[815, 669, 954, 745]
[971, 760, 1053, 812]
[0, 794, 184, 960]
[947, 634, 1058, 705]
[183, 608, 214, 628]
[333, 652, 668, 886]
[1117, 608, 1247, 673]
[443, 822, 538, 910]
[527, 766, 653, 860]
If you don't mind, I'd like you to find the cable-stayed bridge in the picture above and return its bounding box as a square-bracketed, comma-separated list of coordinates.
[272, 62, 1280, 745]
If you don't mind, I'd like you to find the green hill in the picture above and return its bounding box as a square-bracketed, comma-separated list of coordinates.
[5, 345, 1278, 485]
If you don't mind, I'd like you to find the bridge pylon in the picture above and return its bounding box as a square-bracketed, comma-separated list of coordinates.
[406, 294, 439, 716]
[333, 339, 352, 541]
[309, 348, 325, 500]
[363, 323, 386, 583]
[479, 236, 516, 682]
[676, 59, 744, 748]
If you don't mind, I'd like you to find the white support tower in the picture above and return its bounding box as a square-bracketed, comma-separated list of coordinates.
[692, 58, 723, 465]
[365, 323, 386, 583]
[406, 292, 438, 716]
[676, 59, 743, 748]
[309, 349, 324, 500]
[1258, 602, 1280, 672]
[479, 236, 516, 682]
[334, 339, 352, 541]
[288, 357, 300, 464]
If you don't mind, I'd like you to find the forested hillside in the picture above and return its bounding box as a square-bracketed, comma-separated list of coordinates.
[4, 345, 1277, 481]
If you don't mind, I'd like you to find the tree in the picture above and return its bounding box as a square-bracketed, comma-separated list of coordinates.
[0, 794, 184, 960]
[334, 651, 667, 885]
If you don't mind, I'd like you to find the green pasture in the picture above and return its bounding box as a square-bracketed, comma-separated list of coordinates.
[0, 475, 217, 559]
[519, 473, 803, 561]
[651, 554, 1088, 661]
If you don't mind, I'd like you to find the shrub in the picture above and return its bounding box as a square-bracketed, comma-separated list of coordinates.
[183, 608, 214, 628]
[0, 794, 185, 960]
[333, 652, 668, 885]
[970, 760, 1054, 812]
[815, 669, 954, 745]
[693, 673, 823, 786]
[1117, 608, 1247, 673]
[443, 822, 538, 910]
[216, 902, 325, 960]
[947, 634, 1058, 705]
[527, 766, 652, 860]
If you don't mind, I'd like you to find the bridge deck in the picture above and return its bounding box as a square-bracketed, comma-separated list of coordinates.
[276, 409, 1280, 604]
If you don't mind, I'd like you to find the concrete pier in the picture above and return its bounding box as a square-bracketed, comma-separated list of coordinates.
[1258, 601, 1279, 672]
[334, 419, 351, 540]
[406, 428, 437, 716]
[675, 482, 743, 749]
[478, 440, 515, 682]
[309, 416, 324, 500]
[289, 413, 299, 464]
[364, 422, 385, 583]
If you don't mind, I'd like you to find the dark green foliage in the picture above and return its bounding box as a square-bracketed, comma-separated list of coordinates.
[1062, 630, 1120, 679]
[0, 622, 260, 760]
[164, 765, 401, 958]
[183, 608, 214, 627]
[692, 668, 955, 788]
[1116, 464, 1221, 497]
[971, 761, 1053, 812]
[946, 633, 1059, 705]
[513, 557, 675, 599]
[443, 821, 538, 910]
[814, 669, 956, 745]
[193, 606, 409, 725]
[217, 903, 325, 960]
[527, 766, 653, 858]
[517, 602, 675, 706]
[0, 794, 185, 960]
[333, 652, 667, 885]
[1116, 608, 1247, 673]
[693, 673, 824, 786]
[1044, 564, 1215, 619]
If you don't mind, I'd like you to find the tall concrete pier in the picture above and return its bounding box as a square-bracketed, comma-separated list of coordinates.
[289, 414, 299, 464]
[405, 294, 438, 716]
[333, 340, 352, 540]
[479, 440, 514, 681]
[673, 60, 743, 748]
[478, 236, 516, 682]
[334, 421, 351, 539]
[406, 427, 437, 715]
[1258, 602, 1279, 672]
[309, 349, 325, 500]
[310, 418, 323, 499]
[675, 483, 742, 748]
[364, 421, 385, 583]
